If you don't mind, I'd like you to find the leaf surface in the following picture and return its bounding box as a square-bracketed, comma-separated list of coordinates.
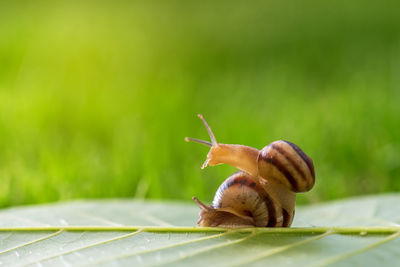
[0, 194, 399, 266]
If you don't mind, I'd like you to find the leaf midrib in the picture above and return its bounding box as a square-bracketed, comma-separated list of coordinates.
[0, 226, 399, 234]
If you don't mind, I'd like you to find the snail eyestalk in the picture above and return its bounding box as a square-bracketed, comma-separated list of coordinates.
[192, 196, 212, 211]
[185, 114, 220, 169]
[198, 114, 217, 146]
[185, 137, 212, 147]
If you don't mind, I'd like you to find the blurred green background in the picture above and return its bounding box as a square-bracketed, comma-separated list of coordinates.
[1, 0, 400, 208]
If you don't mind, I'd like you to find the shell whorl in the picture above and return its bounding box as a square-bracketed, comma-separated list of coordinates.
[210, 172, 293, 227]
[257, 140, 315, 193]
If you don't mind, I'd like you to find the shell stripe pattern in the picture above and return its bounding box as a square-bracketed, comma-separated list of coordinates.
[213, 173, 285, 227]
[285, 141, 315, 179]
[282, 208, 292, 227]
[260, 140, 315, 192]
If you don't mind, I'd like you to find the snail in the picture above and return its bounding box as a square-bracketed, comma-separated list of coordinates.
[185, 114, 315, 228]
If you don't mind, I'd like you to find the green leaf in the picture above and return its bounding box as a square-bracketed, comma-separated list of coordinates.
[0, 194, 399, 266]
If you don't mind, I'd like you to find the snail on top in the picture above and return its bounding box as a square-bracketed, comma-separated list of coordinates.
[185, 114, 315, 228]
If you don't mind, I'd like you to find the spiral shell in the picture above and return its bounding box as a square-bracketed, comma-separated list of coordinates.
[197, 171, 294, 227]
[257, 140, 315, 193]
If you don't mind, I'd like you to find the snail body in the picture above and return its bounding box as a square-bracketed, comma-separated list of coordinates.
[186, 114, 315, 228]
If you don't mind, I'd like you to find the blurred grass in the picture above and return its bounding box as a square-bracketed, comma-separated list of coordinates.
[1, 0, 400, 208]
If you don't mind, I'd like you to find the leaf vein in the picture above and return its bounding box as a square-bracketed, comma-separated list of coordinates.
[312, 231, 400, 267]
[75, 211, 124, 226]
[2, 214, 50, 227]
[0, 230, 64, 255]
[22, 229, 144, 267]
[137, 211, 174, 227]
[84, 231, 233, 266]
[150, 231, 259, 267]
[232, 230, 335, 266]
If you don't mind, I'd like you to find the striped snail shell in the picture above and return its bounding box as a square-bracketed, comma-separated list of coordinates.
[193, 171, 294, 227]
[258, 140, 315, 193]
[186, 114, 315, 228]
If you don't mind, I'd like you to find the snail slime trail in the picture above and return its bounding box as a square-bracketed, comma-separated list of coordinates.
[185, 114, 315, 228]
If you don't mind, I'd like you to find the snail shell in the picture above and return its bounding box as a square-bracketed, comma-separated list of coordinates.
[258, 140, 315, 193]
[195, 171, 295, 228]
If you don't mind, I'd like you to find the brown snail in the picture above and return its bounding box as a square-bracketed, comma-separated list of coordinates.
[185, 114, 315, 228]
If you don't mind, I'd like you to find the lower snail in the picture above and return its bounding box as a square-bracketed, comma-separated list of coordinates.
[185, 114, 315, 228]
